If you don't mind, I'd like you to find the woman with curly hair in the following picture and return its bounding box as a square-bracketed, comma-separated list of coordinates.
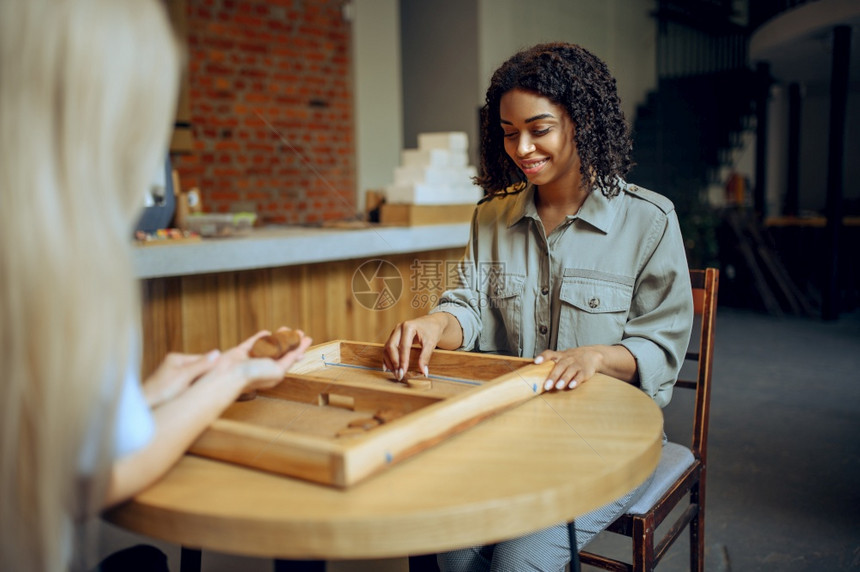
[383, 42, 693, 570]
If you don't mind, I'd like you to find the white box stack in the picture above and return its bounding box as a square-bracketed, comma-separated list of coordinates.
[386, 132, 482, 205]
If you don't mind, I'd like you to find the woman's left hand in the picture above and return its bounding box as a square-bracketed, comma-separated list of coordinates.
[143, 350, 222, 407]
[535, 344, 638, 391]
[142, 329, 313, 408]
[534, 346, 605, 391]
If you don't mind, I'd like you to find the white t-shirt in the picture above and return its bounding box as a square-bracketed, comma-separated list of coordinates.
[77, 360, 154, 473]
[64, 356, 154, 569]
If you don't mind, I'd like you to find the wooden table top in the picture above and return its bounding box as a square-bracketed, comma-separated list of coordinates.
[104, 373, 663, 560]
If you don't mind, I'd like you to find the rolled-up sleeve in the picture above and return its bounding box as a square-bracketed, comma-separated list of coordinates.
[618, 210, 693, 407]
[431, 211, 482, 351]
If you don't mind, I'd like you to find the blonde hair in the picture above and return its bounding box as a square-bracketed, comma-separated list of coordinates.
[0, 0, 180, 569]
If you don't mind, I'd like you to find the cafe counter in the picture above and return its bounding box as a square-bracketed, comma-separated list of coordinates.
[134, 223, 470, 376]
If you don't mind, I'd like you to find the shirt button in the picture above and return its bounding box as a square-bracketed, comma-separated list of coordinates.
[539, 325, 548, 335]
[541, 286, 549, 295]
[588, 297, 600, 309]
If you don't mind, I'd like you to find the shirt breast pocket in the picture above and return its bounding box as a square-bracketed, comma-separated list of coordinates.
[558, 274, 633, 348]
[479, 273, 525, 355]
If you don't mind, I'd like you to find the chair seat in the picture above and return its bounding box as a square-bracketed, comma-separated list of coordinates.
[626, 442, 695, 515]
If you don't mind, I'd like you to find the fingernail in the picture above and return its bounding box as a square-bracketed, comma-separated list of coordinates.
[397, 368, 404, 380]
[382, 364, 388, 372]
[423, 365, 429, 378]
[534, 356, 544, 364]
[568, 380, 578, 389]
[544, 379, 554, 391]
[206, 349, 220, 362]
[555, 379, 566, 390]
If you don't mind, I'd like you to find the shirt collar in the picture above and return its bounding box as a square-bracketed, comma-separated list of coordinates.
[506, 184, 537, 228]
[506, 182, 621, 234]
[576, 185, 617, 233]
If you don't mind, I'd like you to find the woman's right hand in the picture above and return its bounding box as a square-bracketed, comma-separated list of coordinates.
[383, 313, 458, 380]
[107, 329, 312, 508]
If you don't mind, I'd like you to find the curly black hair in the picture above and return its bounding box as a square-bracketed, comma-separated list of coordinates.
[476, 42, 633, 199]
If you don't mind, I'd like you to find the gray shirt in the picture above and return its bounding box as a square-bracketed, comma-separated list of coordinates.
[432, 181, 693, 408]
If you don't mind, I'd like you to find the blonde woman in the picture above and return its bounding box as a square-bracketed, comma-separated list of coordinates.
[0, 1, 312, 570]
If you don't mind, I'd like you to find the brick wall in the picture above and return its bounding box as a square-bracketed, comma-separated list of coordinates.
[174, 0, 355, 224]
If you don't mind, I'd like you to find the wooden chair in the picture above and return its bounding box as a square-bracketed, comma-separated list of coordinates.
[577, 268, 719, 572]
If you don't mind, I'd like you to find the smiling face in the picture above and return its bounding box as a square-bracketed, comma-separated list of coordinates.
[499, 88, 582, 195]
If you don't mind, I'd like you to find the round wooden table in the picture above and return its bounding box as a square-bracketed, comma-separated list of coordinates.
[105, 373, 662, 560]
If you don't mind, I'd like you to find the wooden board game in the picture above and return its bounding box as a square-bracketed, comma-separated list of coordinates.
[189, 340, 553, 487]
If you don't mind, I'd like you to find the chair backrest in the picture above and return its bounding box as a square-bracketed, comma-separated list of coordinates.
[675, 269, 719, 465]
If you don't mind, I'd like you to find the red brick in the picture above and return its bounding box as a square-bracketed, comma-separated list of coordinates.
[244, 93, 270, 104]
[210, 190, 241, 202]
[172, 0, 355, 223]
[212, 168, 242, 178]
[214, 77, 231, 92]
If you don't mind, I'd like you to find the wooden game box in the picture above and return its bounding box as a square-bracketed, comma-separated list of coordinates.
[189, 340, 552, 487]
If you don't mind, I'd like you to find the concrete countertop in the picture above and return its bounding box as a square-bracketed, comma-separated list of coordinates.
[132, 223, 471, 279]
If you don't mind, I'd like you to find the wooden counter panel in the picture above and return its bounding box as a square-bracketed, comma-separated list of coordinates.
[139, 247, 463, 377]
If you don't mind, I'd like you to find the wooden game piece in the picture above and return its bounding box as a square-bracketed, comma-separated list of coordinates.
[238, 330, 303, 402]
[405, 375, 431, 390]
[248, 336, 280, 359]
[249, 329, 303, 360]
[236, 390, 257, 401]
[347, 417, 381, 430]
[389, 369, 432, 390]
[373, 409, 403, 424]
[272, 329, 303, 354]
